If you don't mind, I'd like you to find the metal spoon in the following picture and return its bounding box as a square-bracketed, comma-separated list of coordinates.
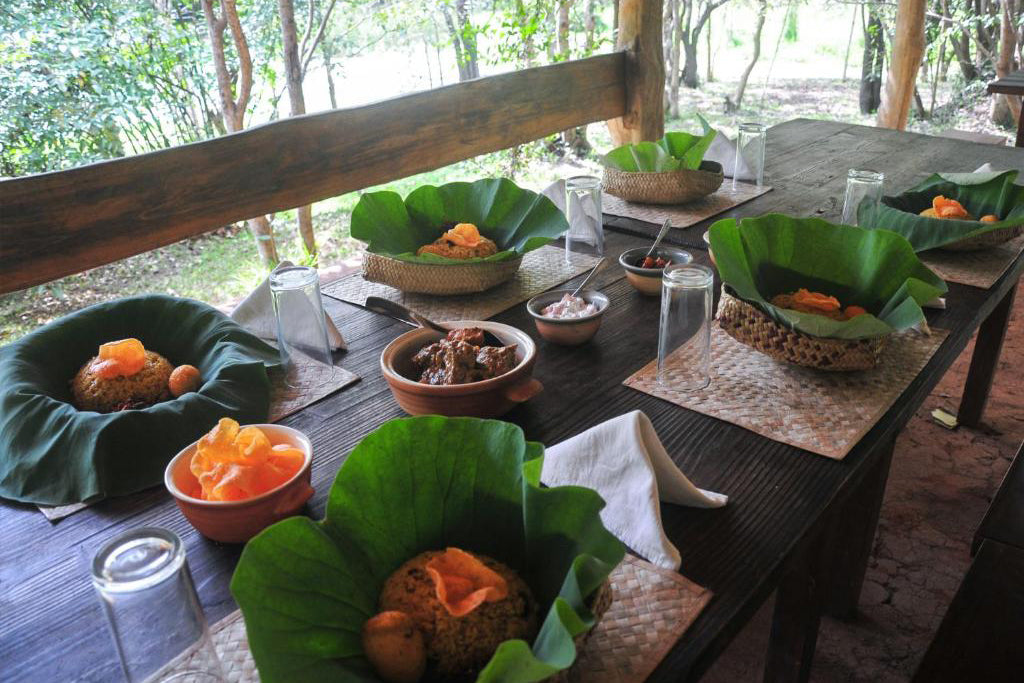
[644, 219, 673, 260]
[570, 257, 607, 298]
[364, 296, 503, 346]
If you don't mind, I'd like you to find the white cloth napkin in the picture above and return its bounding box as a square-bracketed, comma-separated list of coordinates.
[541, 410, 727, 570]
[706, 132, 754, 181]
[542, 180, 603, 247]
[231, 261, 346, 350]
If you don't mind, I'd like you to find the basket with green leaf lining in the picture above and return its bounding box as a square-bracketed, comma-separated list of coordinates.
[601, 116, 722, 205]
[231, 416, 624, 683]
[709, 215, 947, 371]
[857, 170, 1024, 252]
[351, 178, 569, 295]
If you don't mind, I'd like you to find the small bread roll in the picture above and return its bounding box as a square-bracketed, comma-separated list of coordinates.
[361, 611, 426, 683]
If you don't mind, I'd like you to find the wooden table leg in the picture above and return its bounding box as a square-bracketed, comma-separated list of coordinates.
[764, 534, 826, 683]
[958, 283, 1018, 428]
[819, 437, 897, 620]
[1016, 107, 1024, 148]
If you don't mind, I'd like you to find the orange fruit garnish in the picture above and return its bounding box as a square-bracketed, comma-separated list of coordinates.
[932, 195, 971, 219]
[190, 418, 304, 501]
[442, 223, 483, 248]
[90, 338, 146, 379]
[425, 548, 509, 617]
[844, 305, 867, 319]
[980, 215, 999, 223]
[792, 288, 841, 312]
[168, 364, 201, 397]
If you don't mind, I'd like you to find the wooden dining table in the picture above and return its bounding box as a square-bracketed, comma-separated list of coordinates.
[3, 119, 1023, 683]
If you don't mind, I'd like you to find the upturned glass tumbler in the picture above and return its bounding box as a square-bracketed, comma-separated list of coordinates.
[657, 263, 714, 391]
[733, 122, 767, 188]
[841, 169, 885, 226]
[90, 528, 224, 682]
[269, 265, 336, 387]
[564, 175, 604, 262]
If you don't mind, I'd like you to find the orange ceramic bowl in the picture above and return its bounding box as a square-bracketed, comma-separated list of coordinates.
[526, 289, 609, 346]
[619, 246, 694, 296]
[380, 320, 542, 418]
[702, 230, 717, 266]
[164, 424, 314, 543]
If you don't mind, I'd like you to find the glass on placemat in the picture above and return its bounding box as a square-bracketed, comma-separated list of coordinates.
[733, 122, 767, 189]
[657, 264, 714, 391]
[89, 527, 225, 683]
[841, 169, 885, 226]
[269, 265, 337, 389]
[564, 175, 604, 262]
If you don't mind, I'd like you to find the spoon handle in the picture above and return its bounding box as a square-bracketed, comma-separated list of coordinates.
[645, 219, 673, 258]
[570, 257, 607, 298]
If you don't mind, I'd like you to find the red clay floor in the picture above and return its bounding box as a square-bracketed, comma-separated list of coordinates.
[702, 290, 1023, 682]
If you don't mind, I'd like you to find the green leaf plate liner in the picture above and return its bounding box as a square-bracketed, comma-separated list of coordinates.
[350, 178, 569, 265]
[858, 170, 1024, 252]
[231, 416, 625, 683]
[0, 295, 280, 506]
[601, 114, 718, 172]
[709, 215, 947, 340]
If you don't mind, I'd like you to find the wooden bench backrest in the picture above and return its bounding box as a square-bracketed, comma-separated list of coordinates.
[0, 55, 626, 294]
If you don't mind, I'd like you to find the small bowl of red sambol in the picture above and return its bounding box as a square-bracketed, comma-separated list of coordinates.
[379, 321, 541, 418]
[618, 246, 693, 296]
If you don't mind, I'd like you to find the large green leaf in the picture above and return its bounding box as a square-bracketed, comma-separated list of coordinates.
[858, 170, 1024, 252]
[231, 416, 625, 683]
[709, 215, 947, 340]
[350, 178, 568, 264]
[0, 295, 280, 505]
[600, 116, 718, 172]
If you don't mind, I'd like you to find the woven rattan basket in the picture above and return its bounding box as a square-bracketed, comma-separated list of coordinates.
[938, 223, 1024, 252]
[717, 290, 888, 371]
[363, 251, 523, 295]
[603, 160, 724, 205]
[547, 579, 614, 682]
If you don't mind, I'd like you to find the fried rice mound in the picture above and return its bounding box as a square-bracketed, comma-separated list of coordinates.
[71, 351, 174, 413]
[416, 236, 498, 260]
[379, 549, 539, 681]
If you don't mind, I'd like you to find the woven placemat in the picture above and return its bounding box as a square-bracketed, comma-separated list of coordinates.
[624, 324, 949, 460]
[322, 245, 600, 322]
[602, 183, 772, 229]
[38, 353, 358, 522]
[179, 554, 709, 683]
[919, 235, 1024, 289]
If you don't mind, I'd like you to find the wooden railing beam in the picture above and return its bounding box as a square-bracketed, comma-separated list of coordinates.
[0, 54, 626, 294]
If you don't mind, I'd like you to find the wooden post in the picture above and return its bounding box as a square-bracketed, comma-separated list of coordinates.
[607, 0, 665, 145]
[877, 0, 926, 130]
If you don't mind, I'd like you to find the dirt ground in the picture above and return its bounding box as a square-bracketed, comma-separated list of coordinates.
[702, 291, 1023, 682]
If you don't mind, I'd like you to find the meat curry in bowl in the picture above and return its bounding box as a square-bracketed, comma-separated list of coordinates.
[380, 320, 542, 418]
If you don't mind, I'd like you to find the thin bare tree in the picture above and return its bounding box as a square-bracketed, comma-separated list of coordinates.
[729, 0, 767, 112]
[201, 0, 279, 265]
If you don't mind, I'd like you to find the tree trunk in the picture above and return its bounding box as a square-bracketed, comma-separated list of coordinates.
[277, 0, 316, 257]
[669, 0, 683, 117]
[558, 0, 590, 155]
[705, 12, 713, 82]
[201, 0, 278, 266]
[681, 36, 699, 88]
[731, 0, 766, 111]
[842, 4, 857, 81]
[585, 0, 597, 52]
[322, 41, 338, 109]
[444, 0, 479, 81]
[860, 3, 885, 115]
[877, 0, 927, 130]
[992, 0, 1022, 128]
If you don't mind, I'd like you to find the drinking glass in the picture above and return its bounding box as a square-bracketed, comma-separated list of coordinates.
[90, 528, 224, 683]
[657, 263, 714, 391]
[269, 265, 336, 388]
[841, 169, 885, 226]
[733, 122, 767, 188]
[564, 175, 604, 262]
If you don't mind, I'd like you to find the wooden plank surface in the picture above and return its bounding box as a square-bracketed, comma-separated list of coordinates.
[912, 539, 1024, 682]
[0, 53, 625, 294]
[972, 442, 1024, 554]
[987, 70, 1024, 95]
[2, 120, 1023, 682]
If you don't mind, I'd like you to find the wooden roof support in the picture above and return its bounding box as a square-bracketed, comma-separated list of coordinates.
[877, 0, 926, 130]
[607, 0, 665, 145]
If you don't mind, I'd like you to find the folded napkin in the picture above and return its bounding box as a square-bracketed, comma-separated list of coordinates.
[705, 132, 755, 181]
[231, 261, 346, 350]
[542, 179, 603, 247]
[542, 410, 727, 570]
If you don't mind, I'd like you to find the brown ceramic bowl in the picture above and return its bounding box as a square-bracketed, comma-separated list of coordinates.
[702, 230, 717, 266]
[619, 246, 693, 296]
[164, 424, 313, 543]
[380, 320, 542, 418]
[526, 289, 609, 346]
